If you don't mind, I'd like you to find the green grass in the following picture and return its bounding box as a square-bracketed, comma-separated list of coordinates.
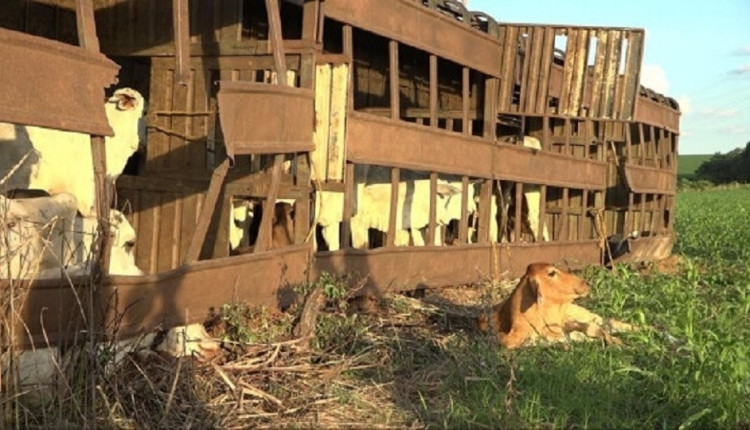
[407, 187, 750, 429]
[678, 154, 712, 179]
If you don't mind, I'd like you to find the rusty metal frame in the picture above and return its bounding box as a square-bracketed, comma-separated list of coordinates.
[0, 28, 118, 135]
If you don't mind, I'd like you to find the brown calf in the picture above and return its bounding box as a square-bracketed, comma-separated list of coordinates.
[478, 262, 634, 348]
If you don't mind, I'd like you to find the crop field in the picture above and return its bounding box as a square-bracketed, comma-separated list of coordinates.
[8, 188, 750, 429]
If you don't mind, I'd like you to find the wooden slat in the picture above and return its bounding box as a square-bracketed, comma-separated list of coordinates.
[459, 176, 469, 243]
[535, 27, 555, 115]
[464, 67, 473, 135]
[173, 0, 190, 85]
[621, 31, 643, 119]
[341, 162, 355, 248]
[427, 172, 438, 245]
[560, 188, 570, 241]
[184, 158, 229, 263]
[389, 40, 399, 120]
[569, 29, 589, 116]
[430, 54, 438, 128]
[387, 167, 400, 247]
[254, 154, 285, 252]
[559, 28, 577, 115]
[477, 179, 492, 244]
[579, 189, 588, 240]
[525, 26, 544, 113]
[601, 30, 621, 118]
[75, 0, 99, 51]
[514, 182, 523, 242]
[539, 184, 547, 240]
[498, 25, 518, 111]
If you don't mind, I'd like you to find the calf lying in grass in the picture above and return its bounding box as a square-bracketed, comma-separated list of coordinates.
[477, 262, 635, 348]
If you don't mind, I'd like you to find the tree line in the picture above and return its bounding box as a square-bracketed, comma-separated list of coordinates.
[693, 141, 750, 184]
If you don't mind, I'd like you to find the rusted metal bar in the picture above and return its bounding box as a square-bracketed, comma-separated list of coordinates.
[387, 167, 400, 247]
[389, 40, 400, 120]
[459, 176, 469, 243]
[185, 158, 230, 264]
[427, 172, 438, 245]
[173, 0, 190, 85]
[430, 54, 438, 128]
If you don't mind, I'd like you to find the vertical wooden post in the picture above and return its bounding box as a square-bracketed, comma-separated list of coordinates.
[459, 176, 469, 243]
[464, 68, 473, 135]
[387, 167, 400, 246]
[477, 179, 492, 244]
[389, 40, 399, 120]
[341, 163, 355, 248]
[173, 0, 190, 85]
[579, 189, 588, 240]
[514, 183, 523, 242]
[430, 55, 438, 128]
[75, 0, 99, 51]
[560, 187, 570, 241]
[427, 172, 438, 245]
[539, 184, 547, 240]
[343, 25, 354, 110]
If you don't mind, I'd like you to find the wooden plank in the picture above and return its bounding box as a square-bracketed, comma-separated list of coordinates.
[341, 162, 355, 248]
[579, 189, 588, 240]
[294, 154, 312, 244]
[539, 184, 547, 240]
[590, 30, 606, 118]
[498, 25, 518, 111]
[535, 27, 555, 115]
[342, 25, 354, 110]
[328, 63, 348, 180]
[389, 40, 399, 120]
[265, 0, 287, 78]
[184, 158, 229, 263]
[525, 26, 544, 113]
[477, 179, 492, 244]
[158, 194, 178, 272]
[173, 0, 190, 85]
[514, 182, 523, 242]
[312, 64, 332, 180]
[601, 30, 621, 118]
[559, 28, 577, 115]
[430, 55, 438, 128]
[179, 191, 199, 263]
[560, 187, 569, 241]
[518, 26, 532, 113]
[569, 29, 589, 116]
[427, 172, 438, 245]
[324, 0, 503, 77]
[459, 176, 469, 243]
[621, 31, 643, 119]
[254, 154, 285, 252]
[75, 0, 99, 51]
[387, 167, 400, 247]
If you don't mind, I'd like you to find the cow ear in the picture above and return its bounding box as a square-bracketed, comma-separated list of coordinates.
[436, 183, 461, 197]
[116, 92, 137, 111]
[530, 278, 544, 305]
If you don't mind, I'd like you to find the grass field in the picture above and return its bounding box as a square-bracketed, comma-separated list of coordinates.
[678, 154, 713, 179]
[10, 188, 750, 428]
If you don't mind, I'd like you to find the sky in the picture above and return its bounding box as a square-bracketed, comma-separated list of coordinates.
[471, 0, 750, 155]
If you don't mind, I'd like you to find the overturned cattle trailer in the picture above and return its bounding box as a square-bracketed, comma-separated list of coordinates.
[0, 0, 679, 350]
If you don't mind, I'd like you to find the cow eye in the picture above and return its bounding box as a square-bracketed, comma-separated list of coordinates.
[548, 270, 557, 277]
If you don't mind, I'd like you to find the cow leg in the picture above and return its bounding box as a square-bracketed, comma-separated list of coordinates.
[350, 219, 369, 249]
[322, 224, 340, 251]
[411, 228, 425, 246]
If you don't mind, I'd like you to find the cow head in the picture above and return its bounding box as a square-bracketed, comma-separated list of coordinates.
[521, 263, 590, 310]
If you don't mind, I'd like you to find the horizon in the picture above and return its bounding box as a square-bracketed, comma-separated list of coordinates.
[470, 0, 750, 155]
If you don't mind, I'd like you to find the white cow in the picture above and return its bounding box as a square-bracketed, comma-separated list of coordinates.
[0, 88, 146, 217]
[350, 166, 478, 248]
[0, 193, 143, 279]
